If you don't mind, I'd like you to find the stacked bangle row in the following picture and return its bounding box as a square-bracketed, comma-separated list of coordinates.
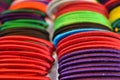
[48, 0, 120, 80]
[0, 0, 54, 80]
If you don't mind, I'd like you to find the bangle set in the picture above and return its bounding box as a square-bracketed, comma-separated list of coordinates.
[0, 0, 54, 80]
[48, 0, 120, 79]
[1, 0, 120, 80]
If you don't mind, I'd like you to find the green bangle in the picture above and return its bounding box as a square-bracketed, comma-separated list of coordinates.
[4, 19, 48, 28]
[54, 11, 112, 30]
[1, 23, 46, 31]
[1, 9, 45, 17]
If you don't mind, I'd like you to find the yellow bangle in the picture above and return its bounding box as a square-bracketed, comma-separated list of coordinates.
[109, 6, 120, 23]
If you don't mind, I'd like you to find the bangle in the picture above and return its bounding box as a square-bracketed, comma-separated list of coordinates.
[57, 36, 120, 53]
[0, 28, 49, 41]
[59, 48, 120, 63]
[54, 22, 112, 38]
[2, 9, 45, 17]
[0, 36, 54, 51]
[0, 44, 51, 56]
[47, 0, 98, 18]
[1, 23, 46, 31]
[9, 1, 47, 13]
[0, 58, 51, 70]
[0, 40, 50, 52]
[0, 51, 54, 63]
[0, 75, 50, 80]
[109, 6, 120, 23]
[112, 19, 120, 33]
[55, 11, 111, 31]
[53, 28, 106, 46]
[105, 0, 120, 12]
[58, 44, 120, 59]
[58, 38, 120, 57]
[58, 31, 120, 46]
[56, 2, 108, 18]
[0, 13, 45, 23]
[4, 19, 48, 28]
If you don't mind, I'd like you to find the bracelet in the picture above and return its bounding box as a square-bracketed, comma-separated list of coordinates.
[56, 2, 108, 18]
[54, 22, 112, 38]
[55, 11, 111, 31]
[47, 0, 98, 18]
[57, 36, 120, 53]
[1, 23, 46, 31]
[58, 31, 120, 46]
[4, 19, 48, 28]
[59, 48, 120, 63]
[53, 28, 106, 46]
[0, 28, 49, 41]
[2, 9, 45, 17]
[0, 51, 54, 63]
[0, 35, 54, 51]
[9, 1, 47, 13]
[109, 6, 120, 23]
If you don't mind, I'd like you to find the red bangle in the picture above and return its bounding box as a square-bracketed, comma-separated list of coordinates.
[0, 58, 51, 70]
[58, 40, 120, 55]
[58, 44, 120, 59]
[57, 36, 120, 52]
[56, 2, 108, 18]
[0, 75, 50, 80]
[58, 31, 120, 46]
[0, 68, 47, 76]
[0, 36, 54, 51]
[0, 40, 50, 53]
[0, 51, 54, 63]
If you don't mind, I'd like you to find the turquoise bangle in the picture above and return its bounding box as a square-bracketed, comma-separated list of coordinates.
[54, 11, 112, 31]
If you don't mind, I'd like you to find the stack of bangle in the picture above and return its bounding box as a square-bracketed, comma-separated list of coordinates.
[0, 0, 54, 80]
[102, 0, 120, 33]
[47, 0, 120, 80]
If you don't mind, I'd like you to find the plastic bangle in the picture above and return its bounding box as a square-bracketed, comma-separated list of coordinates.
[59, 48, 120, 62]
[58, 31, 120, 46]
[0, 51, 54, 63]
[4, 19, 48, 28]
[0, 40, 50, 53]
[58, 40, 120, 57]
[9, 1, 47, 13]
[0, 75, 50, 80]
[2, 9, 45, 17]
[57, 36, 120, 53]
[55, 11, 111, 30]
[58, 44, 120, 59]
[0, 23, 46, 31]
[47, 0, 98, 18]
[0, 35, 54, 51]
[0, 58, 51, 70]
[0, 68, 47, 76]
[0, 44, 51, 56]
[109, 6, 120, 23]
[54, 22, 112, 38]
[53, 28, 106, 46]
[59, 52, 120, 66]
[56, 2, 108, 18]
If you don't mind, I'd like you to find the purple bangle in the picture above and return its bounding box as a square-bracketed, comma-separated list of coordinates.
[59, 52, 120, 66]
[59, 62, 120, 73]
[59, 58, 120, 71]
[60, 70, 120, 80]
[59, 49, 120, 61]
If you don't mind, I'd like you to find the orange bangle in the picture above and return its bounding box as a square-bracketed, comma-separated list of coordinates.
[9, 1, 47, 13]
